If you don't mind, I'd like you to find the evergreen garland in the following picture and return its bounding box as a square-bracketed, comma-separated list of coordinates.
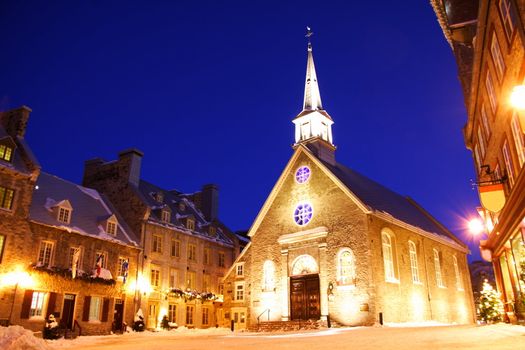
[31, 264, 116, 286]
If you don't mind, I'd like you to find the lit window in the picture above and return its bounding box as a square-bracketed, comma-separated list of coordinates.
[171, 239, 180, 257]
[203, 248, 210, 265]
[188, 244, 197, 262]
[499, 0, 516, 40]
[381, 232, 396, 282]
[236, 263, 244, 277]
[152, 235, 163, 253]
[480, 104, 491, 138]
[209, 226, 216, 236]
[490, 32, 506, 79]
[433, 249, 445, 288]
[0, 235, 5, 263]
[262, 260, 275, 291]
[0, 186, 15, 210]
[218, 283, 224, 295]
[503, 140, 515, 186]
[202, 307, 209, 325]
[295, 166, 311, 184]
[30, 291, 46, 317]
[293, 203, 313, 226]
[186, 271, 196, 290]
[186, 218, 195, 231]
[161, 210, 171, 223]
[511, 112, 525, 167]
[168, 304, 177, 323]
[150, 266, 161, 288]
[95, 251, 108, 269]
[408, 241, 421, 284]
[0, 144, 13, 162]
[291, 254, 318, 275]
[235, 282, 244, 301]
[337, 248, 356, 286]
[477, 127, 486, 159]
[38, 241, 54, 267]
[106, 220, 117, 235]
[301, 122, 310, 140]
[485, 71, 497, 113]
[68, 247, 83, 270]
[453, 256, 464, 291]
[58, 207, 71, 224]
[186, 306, 194, 325]
[89, 296, 102, 321]
[117, 257, 128, 277]
[203, 274, 211, 291]
[169, 268, 178, 288]
[218, 252, 225, 267]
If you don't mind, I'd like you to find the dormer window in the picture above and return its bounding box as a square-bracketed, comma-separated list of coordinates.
[155, 192, 164, 203]
[187, 218, 195, 231]
[161, 209, 171, 223]
[209, 226, 216, 236]
[0, 144, 13, 162]
[58, 207, 71, 224]
[178, 202, 186, 211]
[107, 220, 117, 235]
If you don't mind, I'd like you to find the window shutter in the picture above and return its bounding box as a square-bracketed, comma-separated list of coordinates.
[101, 298, 110, 322]
[20, 290, 33, 319]
[46, 292, 57, 318]
[82, 296, 91, 321]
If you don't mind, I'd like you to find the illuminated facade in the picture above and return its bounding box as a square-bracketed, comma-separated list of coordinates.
[221, 40, 475, 330]
[432, 0, 525, 322]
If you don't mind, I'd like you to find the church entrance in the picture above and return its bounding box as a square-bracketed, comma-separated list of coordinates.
[290, 274, 320, 320]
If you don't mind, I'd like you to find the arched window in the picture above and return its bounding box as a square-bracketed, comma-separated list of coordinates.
[262, 260, 275, 291]
[291, 254, 318, 276]
[381, 230, 396, 282]
[433, 249, 445, 287]
[453, 255, 463, 291]
[337, 248, 356, 286]
[408, 241, 420, 283]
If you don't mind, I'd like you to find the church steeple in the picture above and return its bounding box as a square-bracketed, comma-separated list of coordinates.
[293, 28, 336, 164]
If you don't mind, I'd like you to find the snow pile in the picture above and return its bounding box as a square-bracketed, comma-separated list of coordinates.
[384, 321, 452, 328]
[0, 326, 50, 350]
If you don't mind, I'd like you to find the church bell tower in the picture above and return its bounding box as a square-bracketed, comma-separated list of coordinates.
[292, 28, 336, 165]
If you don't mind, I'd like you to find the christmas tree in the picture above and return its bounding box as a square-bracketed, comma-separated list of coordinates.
[478, 279, 503, 323]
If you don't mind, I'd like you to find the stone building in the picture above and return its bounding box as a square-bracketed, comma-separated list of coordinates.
[0, 107, 141, 335]
[432, 0, 525, 322]
[220, 39, 475, 330]
[83, 150, 242, 329]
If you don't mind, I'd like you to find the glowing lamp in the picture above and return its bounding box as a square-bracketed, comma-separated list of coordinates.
[510, 85, 525, 110]
[468, 218, 485, 236]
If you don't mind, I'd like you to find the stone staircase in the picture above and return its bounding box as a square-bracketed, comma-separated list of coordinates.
[248, 319, 327, 332]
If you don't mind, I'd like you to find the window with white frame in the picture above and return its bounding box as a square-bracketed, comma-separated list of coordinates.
[0, 144, 13, 162]
[161, 210, 171, 223]
[485, 71, 497, 113]
[408, 241, 421, 284]
[503, 140, 515, 186]
[152, 235, 163, 253]
[169, 268, 179, 288]
[511, 112, 525, 167]
[433, 249, 445, 288]
[150, 265, 161, 288]
[499, 0, 516, 40]
[38, 241, 54, 267]
[106, 220, 117, 235]
[235, 282, 245, 301]
[490, 32, 506, 79]
[30, 291, 46, 317]
[186, 271, 196, 290]
[95, 251, 108, 268]
[480, 104, 491, 138]
[89, 296, 102, 321]
[453, 256, 464, 291]
[203, 247, 210, 265]
[381, 231, 396, 282]
[218, 252, 225, 267]
[188, 244, 197, 262]
[477, 127, 486, 159]
[186, 218, 195, 231]
[170, 239, 180, 257]
[186, 305, 194, 325]
[236, 263, 244, 277]
[337, 248, 356, 286]
[168, 304, 177, 323]
[117, 257, 128, 277]
[262, 260, 275, 291]
[68, 246, 83, 270]
[202, 307, 209, 325]
[0, 185, 14, 210]
[203, 274, 211, 291]
[58, 207, 71, 224]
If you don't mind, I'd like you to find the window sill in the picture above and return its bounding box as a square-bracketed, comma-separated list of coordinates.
[438, 285, 447, 289]
[28, 316, 45, 322]
[412, 281, 423, 285]
[88, 320, 101, 324]
[336, 284, 355, 291]
[385, 278, 400, 284]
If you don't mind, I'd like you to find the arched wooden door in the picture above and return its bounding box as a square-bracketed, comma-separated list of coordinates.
[290, 274, 320, 320]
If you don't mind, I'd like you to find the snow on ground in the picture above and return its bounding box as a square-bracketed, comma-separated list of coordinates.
[43, 323, 525, 350]
[0, 325, 50, 350]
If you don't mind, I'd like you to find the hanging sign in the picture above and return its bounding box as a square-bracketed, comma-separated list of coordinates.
[478, 183, 506, 213]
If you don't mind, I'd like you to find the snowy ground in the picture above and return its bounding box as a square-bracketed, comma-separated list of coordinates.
[38, 324, 525, 350]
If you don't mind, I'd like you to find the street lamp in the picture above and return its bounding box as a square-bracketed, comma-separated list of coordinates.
[468, 218, 485, 237]
[510, 85, 525, 110]
[0, 269, 35, 324]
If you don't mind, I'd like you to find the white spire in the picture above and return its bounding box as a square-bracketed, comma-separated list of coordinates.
[303, 36, 323, 111]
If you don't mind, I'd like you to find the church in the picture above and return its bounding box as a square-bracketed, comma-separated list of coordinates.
[220, 37, 475, 329]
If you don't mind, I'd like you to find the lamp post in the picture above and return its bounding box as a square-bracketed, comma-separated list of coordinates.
[510, 85, 525, 110]
[8, 281, 20, 325]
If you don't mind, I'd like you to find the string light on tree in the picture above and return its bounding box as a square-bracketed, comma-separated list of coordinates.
[478, 279, 503, 323]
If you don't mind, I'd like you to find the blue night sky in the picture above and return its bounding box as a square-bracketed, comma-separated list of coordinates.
[0, 1, 482, 260]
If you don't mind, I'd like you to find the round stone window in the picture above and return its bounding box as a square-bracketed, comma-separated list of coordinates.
[293, 202, 313, 226]
[295, 166, 311, 184]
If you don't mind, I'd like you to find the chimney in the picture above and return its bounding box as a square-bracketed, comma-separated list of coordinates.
[0, 106, 32, 138]
[118, 148, 144, 187]
[201, 184, 219, 221]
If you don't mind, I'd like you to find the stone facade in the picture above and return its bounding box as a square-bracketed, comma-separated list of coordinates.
[221, 147, 475, 329]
